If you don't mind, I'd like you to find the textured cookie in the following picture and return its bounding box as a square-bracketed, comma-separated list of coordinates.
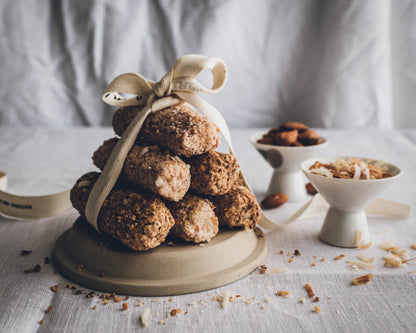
[166, 194, 219, 243]
[212, 186, 261, 229]
[70, 172, 175, 251]
[112, 104, 221, 157]
[93, 137, 190, 201]
[187, 151, 240, 196]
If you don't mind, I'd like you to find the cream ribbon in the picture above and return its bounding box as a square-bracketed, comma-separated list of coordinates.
[0, 171, 71, 218]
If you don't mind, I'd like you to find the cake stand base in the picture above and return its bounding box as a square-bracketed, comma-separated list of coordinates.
[53, 217, 267, 296]
[319, 207, 369, 248]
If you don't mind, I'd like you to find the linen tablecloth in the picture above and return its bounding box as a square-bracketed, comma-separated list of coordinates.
[0, 127, 415, 332]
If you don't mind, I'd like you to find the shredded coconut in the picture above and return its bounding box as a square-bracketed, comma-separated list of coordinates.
[141, 308, 151, 327]
[348, 261, 374, 270]
[308, 158, 392, 180]
[378, 239, 396, 251]
[268, 267, 289, 274]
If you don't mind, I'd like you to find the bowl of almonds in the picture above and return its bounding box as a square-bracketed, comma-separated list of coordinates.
[250, 122, 327, 202]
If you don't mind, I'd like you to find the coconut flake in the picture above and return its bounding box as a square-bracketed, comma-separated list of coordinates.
[356, 231, 372, 249]
[378, 239, 396, 251]
[377, 228, 392, 235]
[348, 261, 374, 270]
[357, 254, 375, 263]
[310, 167, 333, 178]
[383, 253, 405, 268]
[141, 308, 151, 327]
[353, 164, 361, 179]
[268, 267, 289, 275]
[221, 290, 232, 308]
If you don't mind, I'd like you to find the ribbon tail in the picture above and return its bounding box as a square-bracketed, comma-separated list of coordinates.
[365, 198, 412, 217]
[85, 96, 184, 231]
[258, 194, 328, 230]
[85, 105, 153, 230]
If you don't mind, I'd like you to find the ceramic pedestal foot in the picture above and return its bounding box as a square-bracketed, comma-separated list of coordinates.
[319, 207, 369, 248]
[267, 170, 307, 202]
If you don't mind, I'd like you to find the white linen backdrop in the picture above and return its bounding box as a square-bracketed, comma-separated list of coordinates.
[0, 0, 415, 128]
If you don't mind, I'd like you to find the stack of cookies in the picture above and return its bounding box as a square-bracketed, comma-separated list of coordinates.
[70, 105, 261, 251]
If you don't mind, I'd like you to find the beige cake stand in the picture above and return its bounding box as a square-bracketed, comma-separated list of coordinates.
[53, 218, 267, 296]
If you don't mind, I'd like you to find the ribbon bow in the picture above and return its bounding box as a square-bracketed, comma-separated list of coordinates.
[86, 55, 233, 231]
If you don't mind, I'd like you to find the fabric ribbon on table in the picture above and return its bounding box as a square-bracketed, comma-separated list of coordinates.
[0, 171, 71, 218]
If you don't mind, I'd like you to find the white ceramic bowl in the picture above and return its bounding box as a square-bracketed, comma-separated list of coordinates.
[250, 131, 328, 202]
[301, 156, 401, 247]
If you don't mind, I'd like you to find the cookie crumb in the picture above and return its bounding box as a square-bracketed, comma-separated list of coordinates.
[44, 257, 50, 264]
[259, 264, 267, 274]
[24, 264, 41, 274]
[276, 291, 291, 298]
[76, 264, 85, 272]
[169, 308, 182, 317]
[352, 273, 374, 285]
[314, 306, 321, 313]
[20, 250, 32, 256]
[50, 285, 59, 293]
[45, 305, 53, 313]
[304, 284, 315, 297]
[39, 320, 44, 324]
[294, 249, 301, 256]
[122, 303, 129, 311]
[312, 262, 317, 267]
[334, 254, 345, 261]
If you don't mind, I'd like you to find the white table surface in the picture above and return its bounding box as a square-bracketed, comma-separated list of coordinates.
[0, 127, 415, 333]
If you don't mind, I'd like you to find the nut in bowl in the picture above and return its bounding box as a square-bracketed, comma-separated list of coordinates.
[301, 157, 401, 248]
[250, 122, 328, 202]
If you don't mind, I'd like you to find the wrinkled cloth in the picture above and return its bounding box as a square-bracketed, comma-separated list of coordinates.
[0, 127, 415, 332]
[1, 0, 416, 128]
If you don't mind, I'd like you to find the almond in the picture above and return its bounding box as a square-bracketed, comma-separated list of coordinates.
[278, 122, 309, 132]
[292, 141, 304, 147]
[261, 193, 289, 209]
[305, 182, 318, 195]
[257, 137, 274, 145]
[298, 130, 320, 146]
[274, 130, 298, 146]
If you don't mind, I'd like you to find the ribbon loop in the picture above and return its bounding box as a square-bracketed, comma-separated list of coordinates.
[101, 54, 227, 108]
